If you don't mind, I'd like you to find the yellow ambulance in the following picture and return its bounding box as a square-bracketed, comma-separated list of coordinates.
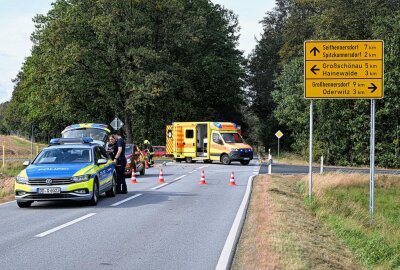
[166, 122, 253, 165]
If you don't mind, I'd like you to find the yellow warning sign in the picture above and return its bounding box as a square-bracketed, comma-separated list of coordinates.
[304, 40, 384, 99]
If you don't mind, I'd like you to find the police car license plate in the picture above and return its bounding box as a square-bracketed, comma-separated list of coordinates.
[38, 187, 61, 194]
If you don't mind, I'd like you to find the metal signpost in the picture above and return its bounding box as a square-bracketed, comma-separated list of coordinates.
[304, 40, 384, 224]
[275, 130, 283, 159]
[110, 117, 124, 131]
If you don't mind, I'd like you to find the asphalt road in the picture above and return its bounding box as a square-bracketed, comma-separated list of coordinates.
[0, 160, 260, 270]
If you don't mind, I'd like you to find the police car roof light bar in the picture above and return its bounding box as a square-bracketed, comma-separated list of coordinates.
[50, 137, 94, 145]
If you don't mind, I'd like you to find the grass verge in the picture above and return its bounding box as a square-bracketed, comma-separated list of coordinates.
[0, 161, 23, 203]
[232, 174, 362, 270]
[303, 173, 400, 269]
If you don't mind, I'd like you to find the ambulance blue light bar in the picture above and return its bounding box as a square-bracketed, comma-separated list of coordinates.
[213, 122, 222, 128]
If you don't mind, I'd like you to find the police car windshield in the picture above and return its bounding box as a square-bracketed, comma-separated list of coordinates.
[62, 128, 107, 141]
[221, 133, 243, 143]
[33, 148, 92, 164]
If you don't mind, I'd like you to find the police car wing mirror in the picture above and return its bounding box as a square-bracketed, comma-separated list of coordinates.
[97, 158, 108, 165]
[23, 160, 30, 166]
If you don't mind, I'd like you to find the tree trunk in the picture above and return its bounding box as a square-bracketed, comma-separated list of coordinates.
[123, 112, 132, 144]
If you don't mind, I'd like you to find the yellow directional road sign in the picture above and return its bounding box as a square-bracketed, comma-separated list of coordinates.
[304, 40, 384, 99]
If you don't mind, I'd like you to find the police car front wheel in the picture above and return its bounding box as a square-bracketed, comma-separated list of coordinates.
[106, 174, 117, 197]
[88, 180, 99, 206]
[17, 201, 32, 208]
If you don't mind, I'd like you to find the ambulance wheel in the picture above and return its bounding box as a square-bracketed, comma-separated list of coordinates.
[240, 160, 250, 165]
[17, 201, 32, 208]
[185, 157, 192, 163]
[221, 154, 231, 165]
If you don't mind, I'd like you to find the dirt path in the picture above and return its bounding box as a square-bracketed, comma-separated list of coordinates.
[232, 174, 363, 270]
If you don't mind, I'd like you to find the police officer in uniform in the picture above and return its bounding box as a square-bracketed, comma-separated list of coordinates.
[113, 130, 127, 194]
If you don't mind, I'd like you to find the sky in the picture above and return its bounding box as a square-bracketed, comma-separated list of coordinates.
[0, 0, 275, 103]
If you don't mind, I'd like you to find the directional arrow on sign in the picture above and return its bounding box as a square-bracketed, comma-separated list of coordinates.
[310, 65, 320, 75]
[310, 47, 320, 56]
[368, 83, 377, 93]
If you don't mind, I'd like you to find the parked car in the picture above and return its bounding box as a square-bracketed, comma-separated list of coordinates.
[125, 144, 146, 177]
[14, 137, 116, 208]
[153, 146, 168, 157]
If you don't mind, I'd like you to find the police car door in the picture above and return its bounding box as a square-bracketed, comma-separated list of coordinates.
[94, 146, 109, 192]
[100, 146, 113, 184]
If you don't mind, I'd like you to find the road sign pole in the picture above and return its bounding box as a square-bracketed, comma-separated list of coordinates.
[309, 100, 313, 200]
[277, 138, 280, 159]
[370, 99, 376, 225]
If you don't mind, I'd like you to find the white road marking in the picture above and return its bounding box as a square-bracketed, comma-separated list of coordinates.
[216, 175, 255, 270]
[0, 200, 15, 206]
[173, 175, 186, 181]
[111, 194, 143, 206]
[35, 213, 96, 238]
[152, 183, 169, 190]
[151, 175, 187, 190]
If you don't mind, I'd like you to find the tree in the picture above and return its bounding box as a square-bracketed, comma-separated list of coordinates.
[4, 0, 245, 146]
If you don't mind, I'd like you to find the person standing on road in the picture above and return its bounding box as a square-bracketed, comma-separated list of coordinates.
[113, 130, 127, 194]
[143, 140, 154, 165]
[106, 135, 117, 160]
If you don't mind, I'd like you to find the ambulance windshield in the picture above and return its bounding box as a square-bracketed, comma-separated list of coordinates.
[221, 133, 243, 143]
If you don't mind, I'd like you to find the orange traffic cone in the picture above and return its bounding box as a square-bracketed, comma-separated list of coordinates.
[158, 168, 166, 183]
[131, 170, 138, 184]
[229, 171, 236, 186]
[199, 170, 207, 185]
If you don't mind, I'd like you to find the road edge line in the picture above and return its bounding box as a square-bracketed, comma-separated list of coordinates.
[215, 174, 255, 270]
[0, 200, 16, 206]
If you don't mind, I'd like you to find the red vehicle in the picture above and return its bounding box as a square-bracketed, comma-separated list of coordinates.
[125, 144, 146, 176]
[153, 146, 168, 157]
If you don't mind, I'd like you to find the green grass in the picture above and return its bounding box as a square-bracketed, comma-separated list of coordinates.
[306, 182, 400, 269]
[0, 161, 24, 177]
[272, 152, 309, 165]
[12, 137, 31, 148]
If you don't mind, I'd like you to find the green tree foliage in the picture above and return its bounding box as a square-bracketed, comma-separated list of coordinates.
[246, 0, 290, 151]
[250, 0, 399, 167]
[0, 102, 9, 134]
[3, 0, 244, 145]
